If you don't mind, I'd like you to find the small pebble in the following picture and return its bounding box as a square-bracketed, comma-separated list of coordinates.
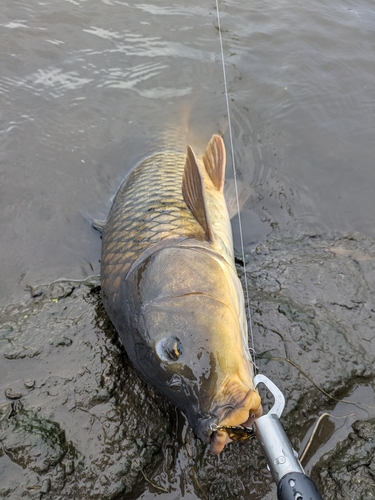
[55, 336, 72, 347]
[5, 388, 22, 400]
[24, 379, 36, 390]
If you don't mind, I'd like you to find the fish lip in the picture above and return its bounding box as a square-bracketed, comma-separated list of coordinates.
[194, 415, 219, 443]
[193, 389, 262, 450]
[193, 403, 238, 443]
[206, 389, 263, 453]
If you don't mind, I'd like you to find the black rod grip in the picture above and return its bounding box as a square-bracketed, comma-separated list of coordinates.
[277, 472, 323, 500]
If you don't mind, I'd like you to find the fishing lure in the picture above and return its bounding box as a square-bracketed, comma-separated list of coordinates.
[210, 423, 255, 441]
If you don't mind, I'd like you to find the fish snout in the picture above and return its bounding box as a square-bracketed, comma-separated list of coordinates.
[209, 389, 262, 454]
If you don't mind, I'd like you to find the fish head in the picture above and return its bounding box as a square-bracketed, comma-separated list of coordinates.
[120, 246, 262, 453]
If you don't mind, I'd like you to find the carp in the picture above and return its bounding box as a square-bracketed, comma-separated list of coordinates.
[100, 134, 261, 453]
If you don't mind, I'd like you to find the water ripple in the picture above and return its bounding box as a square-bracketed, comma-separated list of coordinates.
[83, 26, 124, 40]
[33, 68, 92, 92]
[135, 4, 209, 17]
[4, 21, 29, 29]
[95, 62, 192, 97]
[83, 30, 209, 61]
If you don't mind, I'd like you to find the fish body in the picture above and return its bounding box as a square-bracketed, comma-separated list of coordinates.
[101, 135, 261, 453]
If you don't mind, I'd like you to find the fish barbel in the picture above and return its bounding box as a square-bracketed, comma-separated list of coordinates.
[101, 135, 261, 453]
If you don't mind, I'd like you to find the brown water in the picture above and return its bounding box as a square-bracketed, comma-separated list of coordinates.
[1, 0, 374, 307]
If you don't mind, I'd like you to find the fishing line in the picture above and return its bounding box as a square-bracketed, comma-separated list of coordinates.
[215, 0, 256, 368]
[214, 15, 324, 498]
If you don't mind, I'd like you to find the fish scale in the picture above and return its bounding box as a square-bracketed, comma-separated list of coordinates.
[101, 151, 206, 308]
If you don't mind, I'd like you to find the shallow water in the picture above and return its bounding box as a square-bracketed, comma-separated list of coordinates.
[1, 0, 375, 498]
[1, 0, 374, 306]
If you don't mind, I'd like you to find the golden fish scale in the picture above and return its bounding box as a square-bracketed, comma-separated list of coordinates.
[101, 151, 206, 301]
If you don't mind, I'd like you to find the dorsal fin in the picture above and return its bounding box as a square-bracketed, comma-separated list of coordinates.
[182, 145, 214, 242]
[202, 134, 226, 192]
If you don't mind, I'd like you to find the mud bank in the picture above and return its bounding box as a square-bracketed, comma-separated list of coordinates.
[314, 418, 375, 499]
[1, 232, 374, 499]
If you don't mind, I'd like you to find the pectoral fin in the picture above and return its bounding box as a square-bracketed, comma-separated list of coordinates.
[202, 134, 226, 192]
[182, 145, 214, 242]
[80, 210, 106, 233]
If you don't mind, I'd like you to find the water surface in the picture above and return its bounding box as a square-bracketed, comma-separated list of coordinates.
[1, 0, 374, 306]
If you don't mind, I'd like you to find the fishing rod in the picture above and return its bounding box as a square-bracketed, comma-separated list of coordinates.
[214, 2, 324, 498]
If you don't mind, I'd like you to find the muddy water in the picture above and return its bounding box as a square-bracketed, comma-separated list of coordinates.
[1, 0, 374, 306]
[1, 1, 375, 499]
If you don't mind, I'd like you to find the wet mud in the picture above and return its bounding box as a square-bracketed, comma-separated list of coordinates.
[1, 232, 375, 499]
[314, 418, 375, 499]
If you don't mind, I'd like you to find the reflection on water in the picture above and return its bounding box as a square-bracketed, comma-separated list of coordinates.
[1, 0, 373, 306]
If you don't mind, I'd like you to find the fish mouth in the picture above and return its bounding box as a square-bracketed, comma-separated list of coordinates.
[208, 389, 262, 454]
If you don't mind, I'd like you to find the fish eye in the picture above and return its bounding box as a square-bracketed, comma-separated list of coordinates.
[156, 336, 183, 362]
